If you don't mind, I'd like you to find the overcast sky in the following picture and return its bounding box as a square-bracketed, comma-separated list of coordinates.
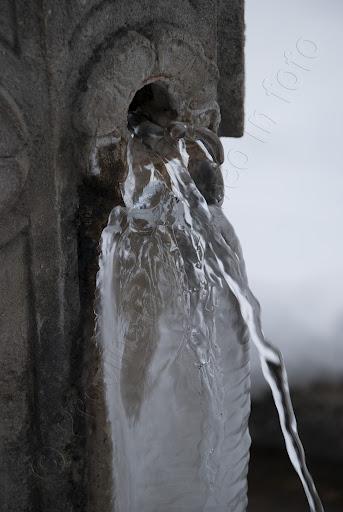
[222, 0, 343, 391]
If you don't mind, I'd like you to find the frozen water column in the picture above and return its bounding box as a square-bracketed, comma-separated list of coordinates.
[0, 1, 244, 512]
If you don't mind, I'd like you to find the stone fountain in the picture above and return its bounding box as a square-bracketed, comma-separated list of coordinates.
[0, 1, 244, 511]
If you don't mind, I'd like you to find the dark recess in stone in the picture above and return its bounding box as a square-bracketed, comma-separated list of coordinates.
[128, 81, 178, 128]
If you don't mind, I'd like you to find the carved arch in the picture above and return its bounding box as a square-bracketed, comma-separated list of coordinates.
[72, 25, 220, 141]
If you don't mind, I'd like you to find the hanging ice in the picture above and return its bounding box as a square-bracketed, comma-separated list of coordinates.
[97, 129, 323, 512]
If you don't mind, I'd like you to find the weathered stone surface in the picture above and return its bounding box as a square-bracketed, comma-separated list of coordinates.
[217, 0, 245, 136]
[0, 233, 34, 512]
[0, 1, 245, 510]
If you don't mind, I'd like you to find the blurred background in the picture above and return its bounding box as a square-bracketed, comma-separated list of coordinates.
[221, 0, 343, 510]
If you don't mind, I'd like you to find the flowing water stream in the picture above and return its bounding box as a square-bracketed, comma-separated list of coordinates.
[96, 125, 324, 512]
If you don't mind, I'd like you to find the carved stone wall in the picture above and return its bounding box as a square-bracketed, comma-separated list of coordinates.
[0, 1, 245, 511]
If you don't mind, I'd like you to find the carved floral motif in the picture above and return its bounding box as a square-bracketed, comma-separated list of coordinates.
[74, 25, 220, 140]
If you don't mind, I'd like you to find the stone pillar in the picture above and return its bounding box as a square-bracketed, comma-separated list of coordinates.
[0, 1, 245, 511]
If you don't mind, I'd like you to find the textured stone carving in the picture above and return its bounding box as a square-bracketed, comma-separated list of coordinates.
[217, 0, 245, 136]
[74, 31, 156, 137]
[153, 26, 220, 128]
[74, 25, 220, 141]
[0, 88, 29, 215]
[0, 233, 32, 512]
[0, 0, 19, 54]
